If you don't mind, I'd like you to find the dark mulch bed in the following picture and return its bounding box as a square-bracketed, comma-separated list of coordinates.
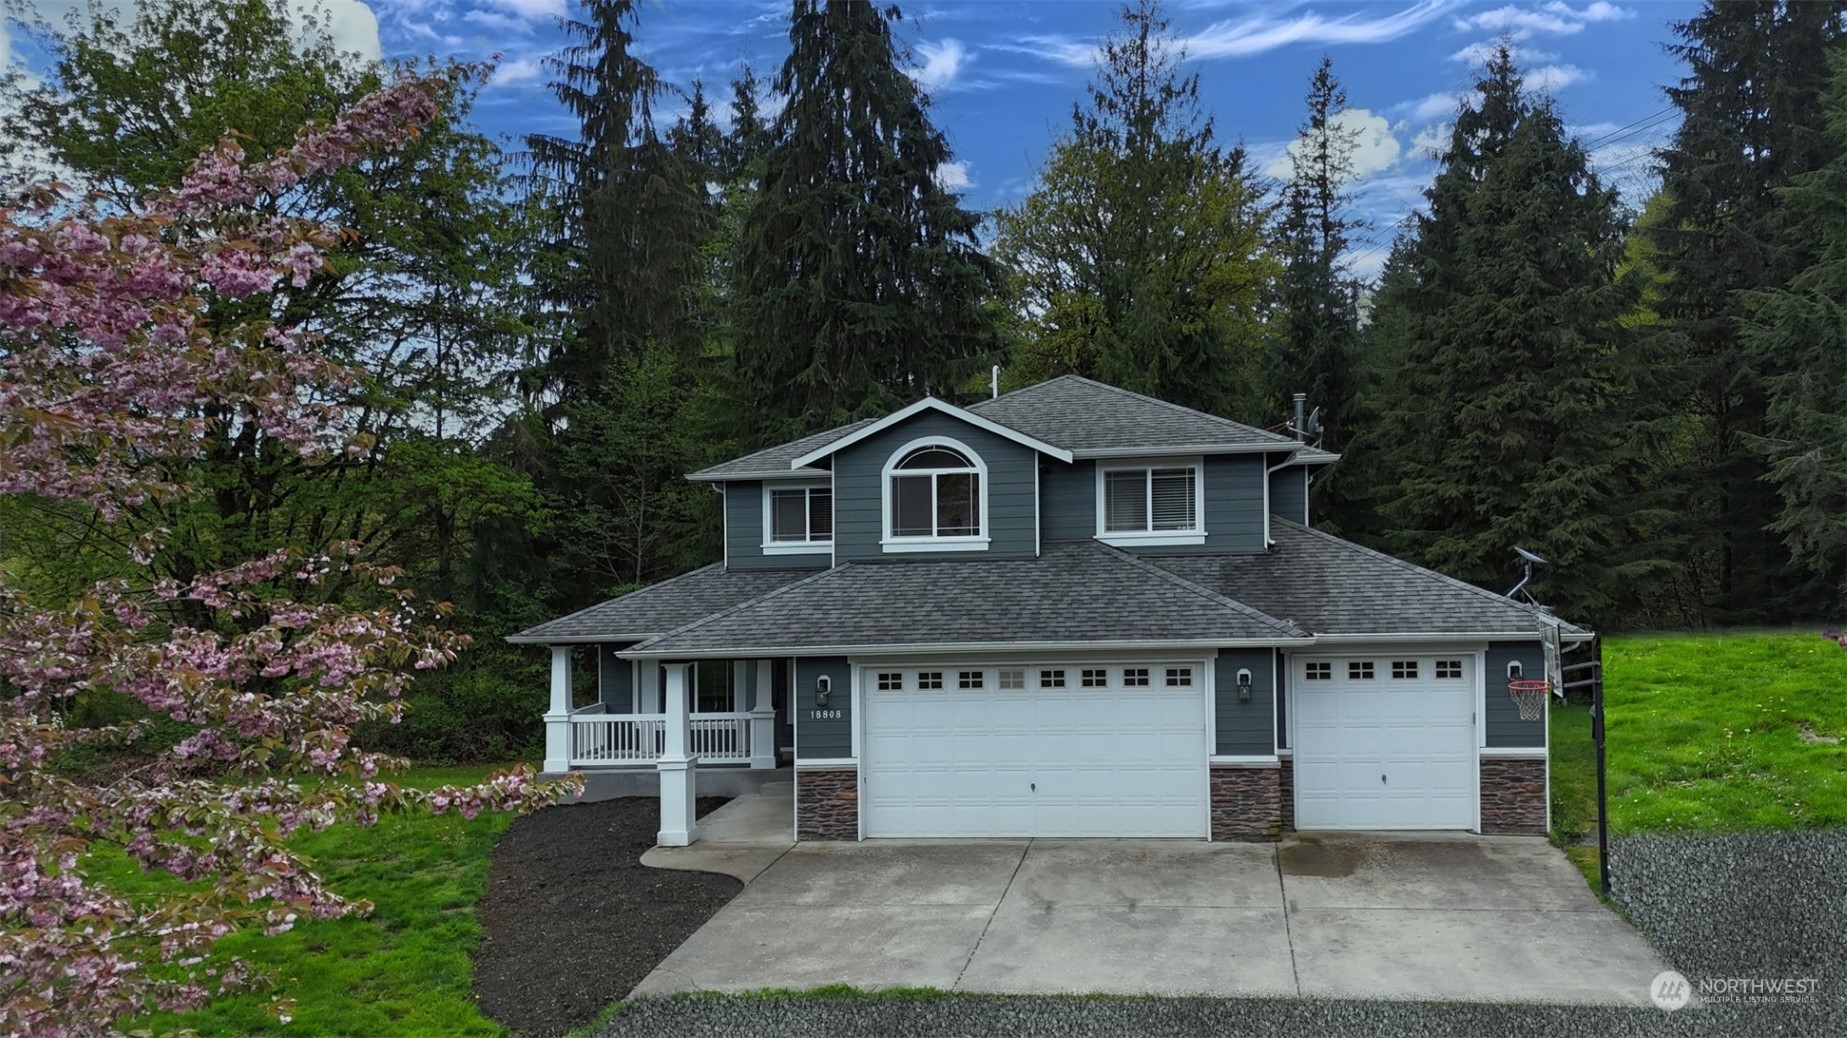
[473, 796, 739, 1038]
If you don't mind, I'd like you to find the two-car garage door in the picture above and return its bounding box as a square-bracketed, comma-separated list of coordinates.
[861, 663, 1208, 838]
[1292, 655, 1477, 830]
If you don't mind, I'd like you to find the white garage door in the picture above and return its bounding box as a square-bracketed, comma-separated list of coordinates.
[1293, 655, 1477, 830]
[862, 663, 1208, 838]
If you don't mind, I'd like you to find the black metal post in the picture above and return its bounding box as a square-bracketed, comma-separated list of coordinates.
[1591, 637, 1611, 899]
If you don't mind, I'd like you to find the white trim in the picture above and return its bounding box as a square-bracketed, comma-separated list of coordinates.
[789, 396, 1074, 468]
[1098, 531, 1207, 548]
[1094, 456, 1205, 542]
[1479, 748, 1548, 759]
[795, 757, 859, 769]
[1033, 450, 1041, 558]
[1210, 755, 1282, 766]
[1310, 632, 1586, 645]
[761, 482, 833, 553]
[720, 483, 729, 567]
[761, 543, 831, 556]
[688, 465, 831, 483]
[621, 637, 1298, 660]
[881, 536, 990, 553]
[880, 434, 991, 551]
[850, 664, 863, 762]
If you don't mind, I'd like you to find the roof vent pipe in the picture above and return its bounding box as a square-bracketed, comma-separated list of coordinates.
[1292, 392, 1307, 441]
[992, 365, 1000, 400]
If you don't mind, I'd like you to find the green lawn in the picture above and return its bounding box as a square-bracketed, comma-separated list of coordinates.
[108, 764, 521, 1038]
[1550, 631, 1847, 844]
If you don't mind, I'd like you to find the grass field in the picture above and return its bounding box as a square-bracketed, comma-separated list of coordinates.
[1550, 631, 1847, 850]
[107, 764, 520, 1038]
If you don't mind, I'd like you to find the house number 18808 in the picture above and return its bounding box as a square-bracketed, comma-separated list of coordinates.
[809, 709, 842, 720]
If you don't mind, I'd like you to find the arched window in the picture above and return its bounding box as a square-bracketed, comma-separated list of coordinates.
[882, 438, 987, 550]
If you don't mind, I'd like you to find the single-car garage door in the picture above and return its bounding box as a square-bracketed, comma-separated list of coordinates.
[862, 663, 1208, 838]
[1293, 655, 1477, 830]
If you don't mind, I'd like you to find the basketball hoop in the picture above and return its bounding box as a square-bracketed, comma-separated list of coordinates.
[1508, 679, 1551, 722]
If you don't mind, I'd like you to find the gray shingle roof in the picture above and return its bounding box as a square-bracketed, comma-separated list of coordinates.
[624, 541, 1309, 656]
[1146, 521, 1588, 638]
[686, 419, 877, 481]
[968, 375, 1302, 455]
[506, 564, 816, 643]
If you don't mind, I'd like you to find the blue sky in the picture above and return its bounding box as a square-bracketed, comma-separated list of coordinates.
[5, 1, 1697, 277]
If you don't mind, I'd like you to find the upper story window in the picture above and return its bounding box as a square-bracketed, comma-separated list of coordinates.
[1096, 460, 1205, 547]
[882, 437, 988, 552]
[763, 484, 832, 554]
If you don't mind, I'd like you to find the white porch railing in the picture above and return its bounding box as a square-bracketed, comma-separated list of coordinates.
[567, 708, 753, 766]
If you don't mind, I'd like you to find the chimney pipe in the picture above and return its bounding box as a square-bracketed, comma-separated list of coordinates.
[992, 365, 1000, 400]
[1292, 393, 1307, 441]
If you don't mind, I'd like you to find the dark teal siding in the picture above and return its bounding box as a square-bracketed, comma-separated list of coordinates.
[1039, 455, 1267, 553]
[794, 655, 853, 759]
[1274, 648, 1289, 749]
[725, 480, 830, 571]
[1040, 460, 1092, 541]
[1215, 649, 1276, 756]
[832, 411, 1038, 561]
[598, 645, 635, 712]
[1486, 641, 1547, 747]
[1268, 463, 1309, 526]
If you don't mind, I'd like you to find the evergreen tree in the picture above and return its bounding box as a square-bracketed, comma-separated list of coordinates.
[1650, 0, 1847, 621]
[991, 0, 1273, 419]
[522, 0, 717, 599]
[1370, 47, 1669, 622]
[1271, 57, 1365, 530]
[732, 0, 1001, 445]
[1741, 52, 1847, 615]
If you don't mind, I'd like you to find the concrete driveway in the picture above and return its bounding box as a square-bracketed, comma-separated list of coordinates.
[634, 824, 1669, 1006]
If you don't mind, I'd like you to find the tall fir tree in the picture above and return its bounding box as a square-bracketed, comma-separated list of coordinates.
[731, 0, 1001, 446]
[1650, 0, 1847, 621]
[991, 0, 1273, 419]
[522, 0, 717, 600]
[1740, 51, 1847, 616]
[1369, 47, 1670, 623]
[1271, 57, 1365, 530]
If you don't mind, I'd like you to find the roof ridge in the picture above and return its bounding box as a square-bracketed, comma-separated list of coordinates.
[1058, 376, 1300, 447]
[625, 562, 850, 654]
[1091, 542, 1308, 639]
[517, 560, 725, 637]
[1271, 520, 1583, 634]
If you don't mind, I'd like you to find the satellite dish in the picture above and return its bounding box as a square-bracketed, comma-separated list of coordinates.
[1514, 546, 1548, 566]
[1304, 406, 1324, 443]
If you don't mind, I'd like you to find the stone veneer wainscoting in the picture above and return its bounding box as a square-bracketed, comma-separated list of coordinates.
[1479, 755, 1547, 834]
[1208, 762, 1285, 841]
[796, 766, 858, 840]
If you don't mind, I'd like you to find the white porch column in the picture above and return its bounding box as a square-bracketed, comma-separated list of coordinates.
[657, 661, 700, 846]
[542, 646, 572, 773]
[749, 658, 776, 770]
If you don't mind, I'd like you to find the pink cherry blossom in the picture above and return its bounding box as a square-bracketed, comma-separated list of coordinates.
[0, 74, 580, 1038]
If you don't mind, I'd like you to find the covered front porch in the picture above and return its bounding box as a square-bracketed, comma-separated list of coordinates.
[540, 649, 791, 846]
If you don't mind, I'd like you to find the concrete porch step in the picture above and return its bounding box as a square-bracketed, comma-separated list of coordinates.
[758, 781, 794, 796]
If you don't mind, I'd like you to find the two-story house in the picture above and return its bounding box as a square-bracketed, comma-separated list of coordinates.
[510, 376, 1584, 846]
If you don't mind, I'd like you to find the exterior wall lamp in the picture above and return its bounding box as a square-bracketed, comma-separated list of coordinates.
[815, 674, 832, 708]
[1236, 668, 1253, 703]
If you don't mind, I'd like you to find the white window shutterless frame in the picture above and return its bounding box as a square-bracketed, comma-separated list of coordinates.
[880, 436, 990, 552]
[1095, 458, 1205, 547]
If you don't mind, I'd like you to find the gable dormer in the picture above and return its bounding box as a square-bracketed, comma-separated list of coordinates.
[786, 397, 1070, 562]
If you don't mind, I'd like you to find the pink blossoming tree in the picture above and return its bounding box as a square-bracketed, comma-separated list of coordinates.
[0, 76, 578, 1037]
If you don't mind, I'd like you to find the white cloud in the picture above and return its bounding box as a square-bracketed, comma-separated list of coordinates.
[1411, 122, 1450, 158]
[1451, 1, 1631, 39]
[934, 160, 972, 191]
[1183, 0, 1466, 59]
[1401, 91, 1461, 122]
[492, 54, 546, 87]
[1010, 1, 1464, 69]
[1448, 40, 1559, 66]
[1528, 63, 1590, 92]
[911, 38, 968, 94]
[1264, 107, 1403, 180]
[480, 0, 567, 22]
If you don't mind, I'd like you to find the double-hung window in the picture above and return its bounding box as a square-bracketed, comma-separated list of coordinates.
[883, 440, 987, 551]
[1098, 461, 1203, 545]
[764, 485, 831, 553]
